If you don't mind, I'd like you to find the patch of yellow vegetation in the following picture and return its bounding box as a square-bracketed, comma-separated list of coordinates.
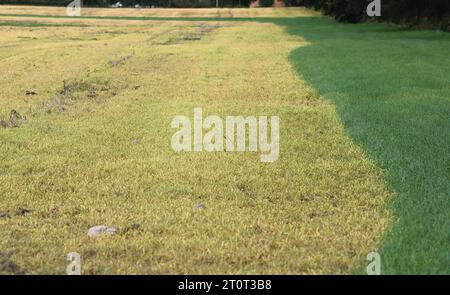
[0, 16, 390, 274]
[0, 5, 320, 18]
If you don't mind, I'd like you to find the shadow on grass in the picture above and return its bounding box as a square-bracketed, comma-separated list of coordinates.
[278, 17, 450, 274]
[1, 12, 449, 273]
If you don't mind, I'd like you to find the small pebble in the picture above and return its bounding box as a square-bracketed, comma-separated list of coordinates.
[195, 204, 206, 209]
[87, 225, 117, 238]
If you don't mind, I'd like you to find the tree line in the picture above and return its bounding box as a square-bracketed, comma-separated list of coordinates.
[296, 0, 450, 28]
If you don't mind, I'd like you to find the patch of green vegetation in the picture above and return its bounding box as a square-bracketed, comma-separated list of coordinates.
[0, 20, 391, 274]
[277, 17, 450, 274]
[1, 10, 449, 274]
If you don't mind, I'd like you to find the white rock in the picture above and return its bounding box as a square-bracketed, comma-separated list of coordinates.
[87, 225, 117, 237]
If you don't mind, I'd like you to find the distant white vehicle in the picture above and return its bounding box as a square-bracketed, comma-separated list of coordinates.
[135, 4, 141, 8]
[111, 2, 123, 8]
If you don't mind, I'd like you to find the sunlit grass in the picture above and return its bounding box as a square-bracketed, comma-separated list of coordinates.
[0, 5, 320, 18]
[283, 17, 450, 274]
[0, 15, 391, 274]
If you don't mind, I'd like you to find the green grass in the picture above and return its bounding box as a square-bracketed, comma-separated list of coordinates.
[0, 18, 391, 274]
[0, 11, 449, 274]
[278, 17, 450, 274]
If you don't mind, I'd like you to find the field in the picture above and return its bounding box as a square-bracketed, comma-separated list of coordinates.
[0, 5, 320, 17]
[0, 5, 448, 274]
